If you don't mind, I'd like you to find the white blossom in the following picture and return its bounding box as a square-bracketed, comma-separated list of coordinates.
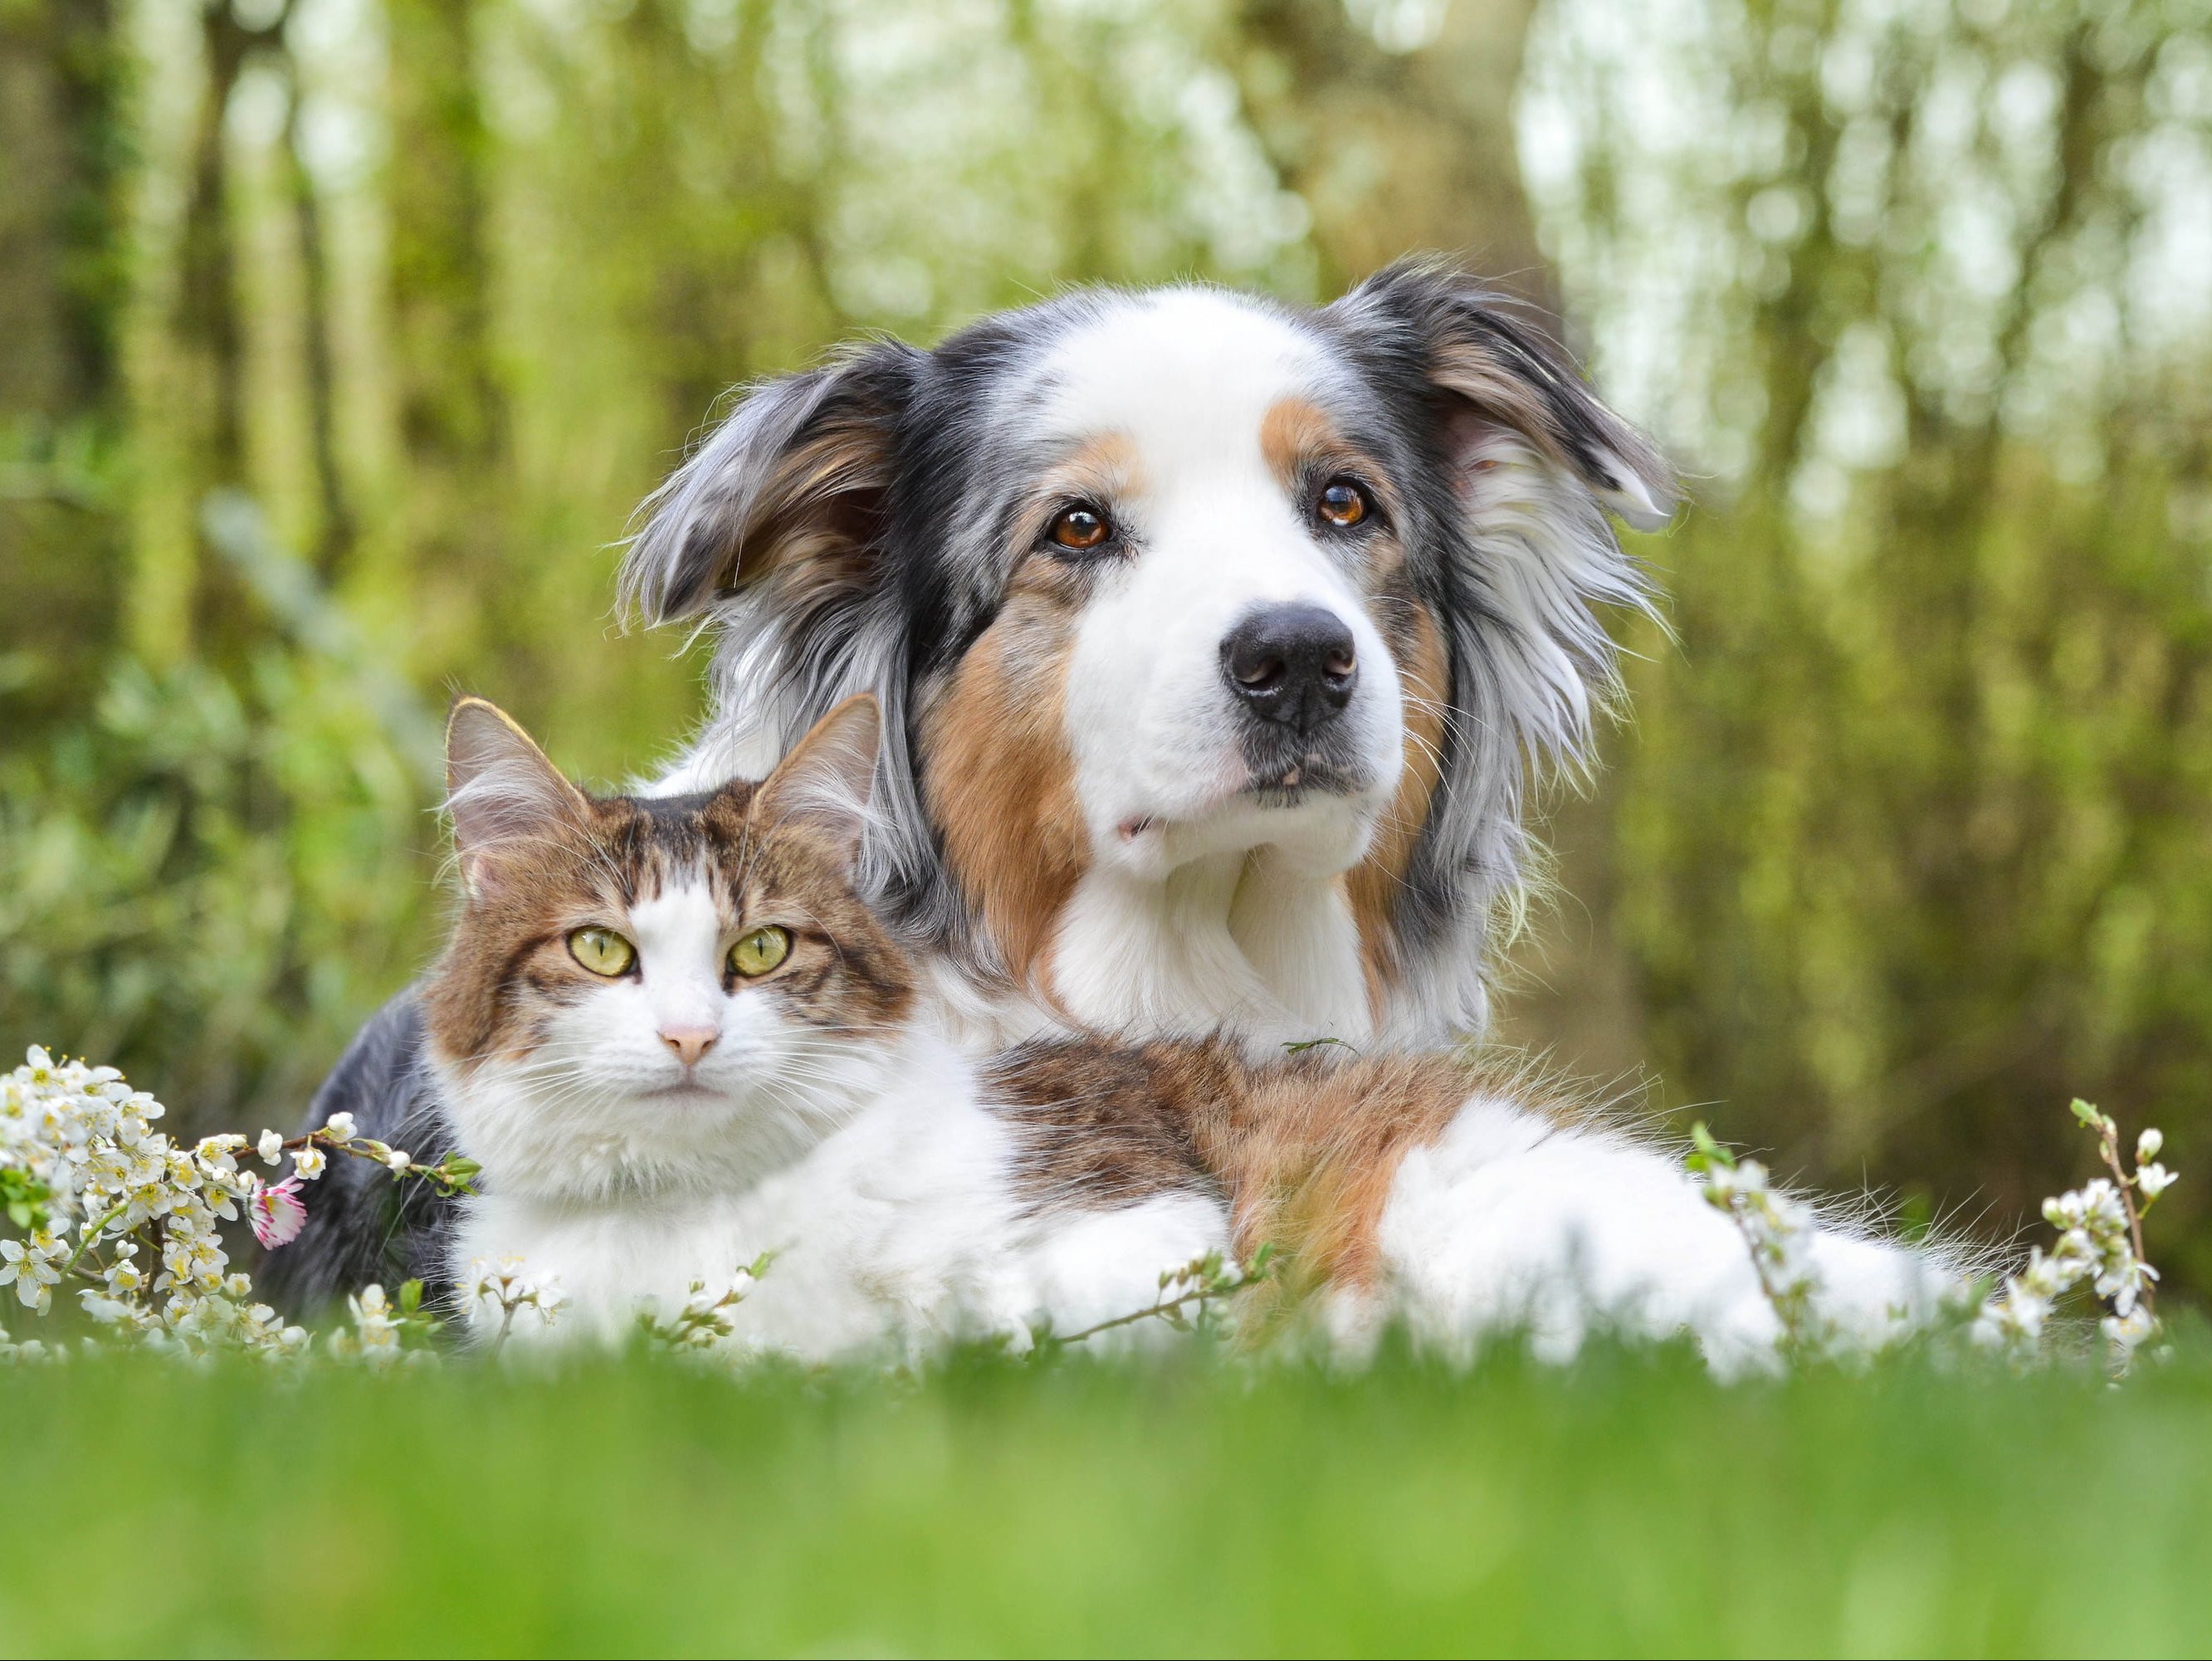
[1693, 1131, 1834, 1357]
[2102, 1306, 2156, 1356]
[1978, 1104, 2178, 1373]
[1, 1046, 388, 1364]
[257, 1130, 285, 1165]
[0, 1231, 66, 1314]
[464, 1255, 569, 1346]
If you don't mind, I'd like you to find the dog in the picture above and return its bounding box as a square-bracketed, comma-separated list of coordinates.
[263, 257, 1680, 1311]
[631, 256, 1674, 1053]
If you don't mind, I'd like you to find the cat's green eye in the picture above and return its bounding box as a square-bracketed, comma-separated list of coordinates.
[729, 926, 791, 979]
[568, 926, 636, 977]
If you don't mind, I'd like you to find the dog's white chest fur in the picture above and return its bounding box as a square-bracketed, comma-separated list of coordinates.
[1048, 851, 1373, 1046]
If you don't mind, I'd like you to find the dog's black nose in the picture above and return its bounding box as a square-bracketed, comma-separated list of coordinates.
[1220, 603, 1359, 736]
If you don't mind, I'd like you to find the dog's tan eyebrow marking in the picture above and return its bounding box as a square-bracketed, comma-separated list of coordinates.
[1259, 396, 1399, 520]
[1045, 430, 1144, 506]
[1010, 430, 1148, 550]
[1260, 396, 1336, 485]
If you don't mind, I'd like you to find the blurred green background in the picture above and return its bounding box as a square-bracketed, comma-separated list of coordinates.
[2, 0, 2208, 1291]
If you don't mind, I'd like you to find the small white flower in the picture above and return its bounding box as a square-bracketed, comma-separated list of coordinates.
[2137, 1164, 2175, 1199]
[1974, 1284, 2044, 1350]
[2102, 1306, 2156, 1352]
[2136, 1128, 2164, 1164]
[79, 1291, 138, 1326]
[321, 1111, 358, 1143]
[383, 1149, 411, 1173]
[256, 1130, 285, 1165]
[0, 1230, 66, 1312]
[291, 1145, 327, 1180]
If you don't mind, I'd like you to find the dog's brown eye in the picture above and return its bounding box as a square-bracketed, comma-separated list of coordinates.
[1048, 505, 1111, 551]
[1317, 480, 1370, 528]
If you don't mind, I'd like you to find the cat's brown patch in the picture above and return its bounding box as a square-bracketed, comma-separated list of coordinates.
[994, 1035, 1536, 1326]
[984, 1040, 1227, 1208]
[1220, 1048, 1474, 1302]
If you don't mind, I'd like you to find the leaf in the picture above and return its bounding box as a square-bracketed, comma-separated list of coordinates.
[398, 1279, 424, 1316]
[2070, 1098, 2102, 1126]
[1688, 1121, 1734, 1173]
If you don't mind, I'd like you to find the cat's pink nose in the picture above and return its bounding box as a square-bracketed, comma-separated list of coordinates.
[659, 1025, 719, 1067]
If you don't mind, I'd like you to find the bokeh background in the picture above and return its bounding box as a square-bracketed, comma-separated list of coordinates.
[4, 0, 2209, 1291]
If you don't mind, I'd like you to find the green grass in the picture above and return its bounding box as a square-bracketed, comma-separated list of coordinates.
[5, 1339, 2211, 1657]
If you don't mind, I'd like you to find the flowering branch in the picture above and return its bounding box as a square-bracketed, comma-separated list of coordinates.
[1975, 1100, 2177, 1372]
[1688, 1123, 1832, 1360]
[1034, 1246, 1275, 1354]
[460, 1257, 570, 1352]
[0, 1045, 478, 1365]
[632, 1254, 776, 1353]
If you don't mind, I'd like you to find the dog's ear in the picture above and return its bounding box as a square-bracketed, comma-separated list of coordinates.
[1324, 259, 1677, 531]
[621, 343, 922, 626]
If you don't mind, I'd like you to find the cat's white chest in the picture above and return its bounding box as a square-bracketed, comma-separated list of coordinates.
[450, 1063, 1036, 1359]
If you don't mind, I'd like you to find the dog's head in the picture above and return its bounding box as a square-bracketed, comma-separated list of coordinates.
[623, 260, 1672, 1040]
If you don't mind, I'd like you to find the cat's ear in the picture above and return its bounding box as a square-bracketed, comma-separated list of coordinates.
[444, 696, 591, 896]
[753, 693, 880, 869]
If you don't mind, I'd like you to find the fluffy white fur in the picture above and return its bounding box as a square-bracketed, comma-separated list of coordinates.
[442, 879, 1228, 1360]
[447, 916, 1961, 1365]
[1364, 1100, 1956, 1374]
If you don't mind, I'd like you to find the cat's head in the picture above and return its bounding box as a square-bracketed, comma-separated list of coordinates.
[422, 693, 914, 1201]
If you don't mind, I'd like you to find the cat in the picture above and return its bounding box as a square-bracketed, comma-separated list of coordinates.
[277, 691, 1953, 1367]
[423, 693, 1232, 1356]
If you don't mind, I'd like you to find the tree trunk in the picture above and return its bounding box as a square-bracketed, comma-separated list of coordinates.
[0, 0, 129, 727]
[1230, 0, 1554, 309]
[383, 0, 504, 621]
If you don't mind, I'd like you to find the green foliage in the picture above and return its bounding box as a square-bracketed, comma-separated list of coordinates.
[0, 647, 432, 1131]
[0, 1166, 48, 1233]
[1510, 0, 2212, 1296]
[4, 1341, 2211, 1654]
